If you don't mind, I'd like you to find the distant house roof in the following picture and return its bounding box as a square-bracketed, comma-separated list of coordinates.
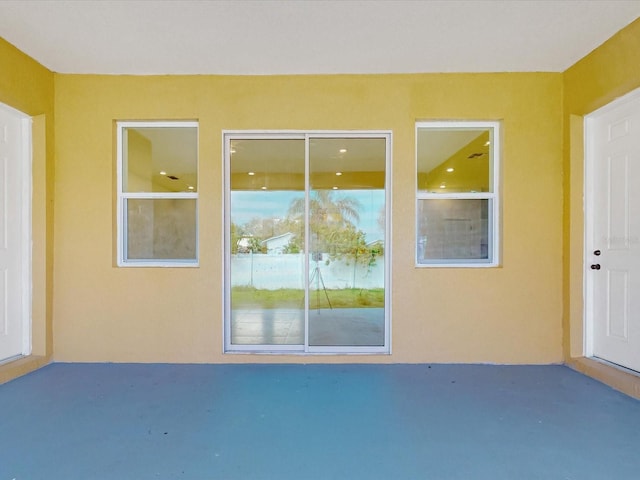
[261, 232, 295, 254]
[261, 232, 294, 245]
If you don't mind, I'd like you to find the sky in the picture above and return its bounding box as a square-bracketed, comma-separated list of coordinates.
[231, 189, 385, 242]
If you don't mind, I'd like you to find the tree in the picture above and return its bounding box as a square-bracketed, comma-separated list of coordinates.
[283, 190, 383, 268]
[230, 222, 242, 254]
[286, 190, 363, 254]
[242, 216, 289, 240]
[377, 204, 386, 234]
[322, 224, 383, 269]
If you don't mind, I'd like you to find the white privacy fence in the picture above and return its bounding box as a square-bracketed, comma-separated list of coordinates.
[231, 253, 384, 290]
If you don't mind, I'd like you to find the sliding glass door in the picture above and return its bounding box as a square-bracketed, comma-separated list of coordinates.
[227, 138, 305, 348]
[308, 137, 387, 348]
[225, 132, 390, 354]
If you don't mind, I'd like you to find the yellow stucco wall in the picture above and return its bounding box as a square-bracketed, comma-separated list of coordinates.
[1, 15, 638, 374]
[52, 72, 564, 364]
[563, 18, 640, 360]
[0, 38, 54, 359]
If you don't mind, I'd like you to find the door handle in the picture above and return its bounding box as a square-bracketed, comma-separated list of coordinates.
[590, 264, 601, 270]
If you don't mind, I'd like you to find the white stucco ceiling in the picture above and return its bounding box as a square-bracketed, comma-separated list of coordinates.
[0, 0, 638, 75]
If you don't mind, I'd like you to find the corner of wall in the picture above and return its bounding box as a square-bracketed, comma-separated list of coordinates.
[561, 17, 640, 364]
[0, 37, 56, 361]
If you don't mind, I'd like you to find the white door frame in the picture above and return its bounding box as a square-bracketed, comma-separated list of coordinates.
[583, 87, 640, 360]
[0, 102, 32, 359]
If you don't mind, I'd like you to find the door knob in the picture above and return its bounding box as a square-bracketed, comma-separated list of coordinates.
[590, 264, 601, 270]
[594, 250, 601, 256]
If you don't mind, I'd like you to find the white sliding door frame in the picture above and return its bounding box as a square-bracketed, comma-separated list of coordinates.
[223, 130, 391, 355]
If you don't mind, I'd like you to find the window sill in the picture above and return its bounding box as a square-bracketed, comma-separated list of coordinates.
[415, 262, 500, 268]
[118, 261, 199, 268]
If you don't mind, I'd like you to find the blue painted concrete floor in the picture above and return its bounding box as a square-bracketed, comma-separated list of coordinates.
[1, 364, 639, 480]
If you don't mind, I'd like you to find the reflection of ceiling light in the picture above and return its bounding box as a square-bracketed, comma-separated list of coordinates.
[339, 148, 347, 153]
[335, 172, 342, 176]
[248, 172, 255, 176]
[484, 141, 490, 146]
[440, 184, 446, 189]
[446, 168, 454, 172]
[333, 186, 338, 190]
[159, 171, 167, 175]
[231, 148, 236, 154]
[261, 186, 267, 190]
[187, 186, 194, 190]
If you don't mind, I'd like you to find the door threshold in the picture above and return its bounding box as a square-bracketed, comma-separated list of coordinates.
[567, 356, 640, 400]
[0, 354, 24, 366]
[0, 355, 51, 385]
[592, 356, 640, 377]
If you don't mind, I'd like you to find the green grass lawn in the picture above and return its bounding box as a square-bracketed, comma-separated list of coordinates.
[231, 286, 384, 309]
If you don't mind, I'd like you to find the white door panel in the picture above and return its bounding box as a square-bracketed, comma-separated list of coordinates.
[587, 89, 640, 372]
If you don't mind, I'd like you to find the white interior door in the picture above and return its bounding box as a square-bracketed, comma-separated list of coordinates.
[586, 88, 640, 373]
[0, 104, 31, 362]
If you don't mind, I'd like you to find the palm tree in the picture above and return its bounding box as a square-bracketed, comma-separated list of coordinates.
[286, 190, 363, 255]
[287, 190, 361, 227]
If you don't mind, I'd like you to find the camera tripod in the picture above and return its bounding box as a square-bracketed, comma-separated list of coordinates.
[309, 262, 332, 311]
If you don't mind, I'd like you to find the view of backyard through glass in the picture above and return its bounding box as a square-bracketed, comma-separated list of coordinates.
[227, 136, 387, 350]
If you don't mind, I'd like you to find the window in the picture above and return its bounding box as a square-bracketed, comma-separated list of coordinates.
[117, 121, 198, 266]
[416, 121, 500, 266]
[224, 131, 391, 354]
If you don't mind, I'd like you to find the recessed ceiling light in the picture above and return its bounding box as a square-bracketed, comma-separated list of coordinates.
[335, 172, 342, 176]
[440, 184, 446, 189]
[339, 148, 347, 154]
[446, 168, 454, 172]
[484, 141, 490, 146]
[261, 186, 267, 190]
[248, 172, 255, 176]
[187, 185, 194, 190]
[333, 186, 339, 190]
[159, 170, 167, 175]
[231, 148, 237, 154]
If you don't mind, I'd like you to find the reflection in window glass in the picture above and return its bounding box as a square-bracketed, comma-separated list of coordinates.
[124, 127, 198, 193]
[117, 122, 198, 265]
[308, 138, 386, 347]
[126, 199, 197, 259]
[417, 128, 490, 194]
[225, 133, 390, 353]
[229, 139, 306, 346]
[417, 199, 489, 261]
[416, 122, 499, 266]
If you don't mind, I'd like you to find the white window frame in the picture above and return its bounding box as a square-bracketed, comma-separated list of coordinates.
[223, 130, 392, 355]
[415, 120, 500, 268]
[116, 121, 199, 267]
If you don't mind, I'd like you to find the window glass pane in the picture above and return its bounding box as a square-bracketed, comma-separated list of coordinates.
[417, 128, 491, 193]
[417, 199, 490, 262]
[126, 199, 197, 260]
[124, 126, 197, 193]
[229, 139, 305, 346]
[308, 137, 386, 347]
